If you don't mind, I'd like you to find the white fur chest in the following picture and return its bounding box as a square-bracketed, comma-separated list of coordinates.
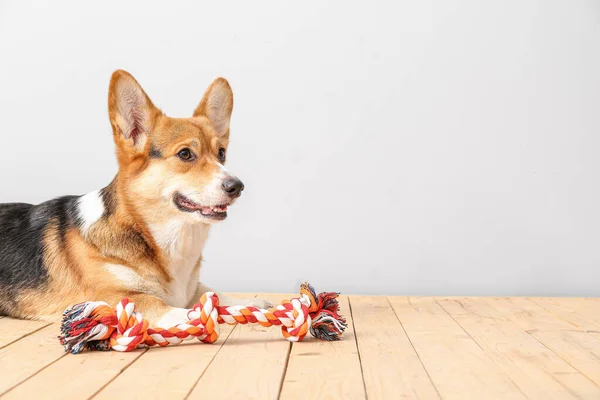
[150, 220, 210, 307]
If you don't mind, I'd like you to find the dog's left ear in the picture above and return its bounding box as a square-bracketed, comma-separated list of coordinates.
[193, 78, 234, 140]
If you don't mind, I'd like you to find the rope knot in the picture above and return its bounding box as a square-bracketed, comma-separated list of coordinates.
[279, 297, 312, 341]
[187, 292, 220, 343]
[110, 298, 150, 352]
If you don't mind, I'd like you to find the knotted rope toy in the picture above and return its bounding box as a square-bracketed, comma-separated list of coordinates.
[59, 282, 346, 353]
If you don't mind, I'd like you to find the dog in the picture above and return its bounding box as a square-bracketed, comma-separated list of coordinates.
[0, 70, 271, 327]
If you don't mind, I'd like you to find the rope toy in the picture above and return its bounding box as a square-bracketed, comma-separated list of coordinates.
[58, 282, 346, 354]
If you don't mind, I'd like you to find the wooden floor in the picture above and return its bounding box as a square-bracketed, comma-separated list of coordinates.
[1, 295, 599, 399]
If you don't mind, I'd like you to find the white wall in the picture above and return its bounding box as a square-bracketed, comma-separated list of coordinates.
[1, 0, 599, 295]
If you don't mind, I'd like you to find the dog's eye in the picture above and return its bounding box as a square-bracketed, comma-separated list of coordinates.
[177, 148, 195, 161]
[218, 147, 226, 163]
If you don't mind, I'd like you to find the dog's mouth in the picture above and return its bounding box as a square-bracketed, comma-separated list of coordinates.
[173, 193, 229, 220]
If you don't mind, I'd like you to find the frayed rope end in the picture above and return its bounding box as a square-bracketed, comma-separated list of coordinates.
[58, 301, 116, 354]
[300, 282, 347, 341]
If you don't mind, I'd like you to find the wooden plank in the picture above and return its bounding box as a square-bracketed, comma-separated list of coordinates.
[486, 297, 600, 387]
[92, 296, 251, 400]
[439, 297, 600, 399]
[93, 327, 235, 399]
[0, 324, 67, 395]
[573, 298, 600, 328]
[389, 296, 525, 399]
[187, 294, 293, 400]
[279, 296, 365, 400]
[532, 297, 600, 331]
[2, 348, 145, 399]
[0, 318, 49, 349]
[349, 296, 438, 399]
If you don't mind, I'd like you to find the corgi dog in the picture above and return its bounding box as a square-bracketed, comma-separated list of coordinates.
[0, 70, 271, 327]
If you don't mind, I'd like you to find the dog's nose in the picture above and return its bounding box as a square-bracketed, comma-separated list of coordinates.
[222, 178, 244, 197]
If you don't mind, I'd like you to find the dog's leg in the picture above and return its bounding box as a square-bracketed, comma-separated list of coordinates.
[187, 282, 273, 309]
[109, 293, 190, 328]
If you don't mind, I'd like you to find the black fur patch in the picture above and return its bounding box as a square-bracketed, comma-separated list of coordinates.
[0, 196, 80, 315]
[149, 146, 162, 159]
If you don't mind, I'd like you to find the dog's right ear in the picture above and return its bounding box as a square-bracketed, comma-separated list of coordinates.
[108, 70, 160, 155]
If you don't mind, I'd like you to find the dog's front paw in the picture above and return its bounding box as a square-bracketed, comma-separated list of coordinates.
[246, 298, 273, 309]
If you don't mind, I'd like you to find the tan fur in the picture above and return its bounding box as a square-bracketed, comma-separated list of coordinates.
[11, 70, 267, 325]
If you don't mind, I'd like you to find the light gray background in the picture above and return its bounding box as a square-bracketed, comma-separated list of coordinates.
[1, 1, 599, 295]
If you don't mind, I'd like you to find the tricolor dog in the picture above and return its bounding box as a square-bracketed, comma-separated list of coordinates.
[0, 70, 271, 327]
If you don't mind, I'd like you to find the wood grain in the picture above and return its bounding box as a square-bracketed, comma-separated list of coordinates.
[187, 294, 293, 400]
[389, 296, 525, 399]
[0, 318, 49, 349]
[439, 297, 600, 399]
[350, 296, 439, 399]
[3, 349, 145, 400]
[0, 324, 66, 395]
[531, 297, 600, 331]
[93, 325, 235, 399]
[486, 297, 600, 387]
[280, 296, 365, 400]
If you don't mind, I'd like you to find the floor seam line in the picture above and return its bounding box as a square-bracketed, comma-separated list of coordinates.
[388, 297, 442, 400]
[348, 297, 369, 400]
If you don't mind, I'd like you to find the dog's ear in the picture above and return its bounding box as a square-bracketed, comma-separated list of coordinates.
[108, 70, 160, 154]
[193, 78, 234, 140]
